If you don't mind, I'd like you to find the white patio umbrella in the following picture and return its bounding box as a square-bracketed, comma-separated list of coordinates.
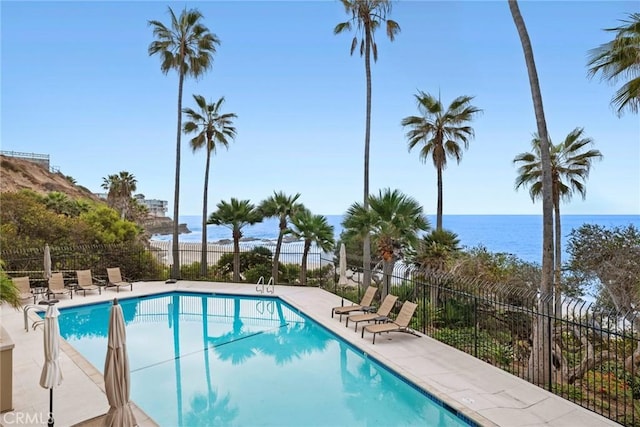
[338, 243, 348, 286]
[39, 302, 63, 427]
[44, 244, 52, 286]
[104, 299, 136, 427]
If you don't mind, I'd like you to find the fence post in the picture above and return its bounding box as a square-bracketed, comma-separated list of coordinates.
[473, 295, 478, 358]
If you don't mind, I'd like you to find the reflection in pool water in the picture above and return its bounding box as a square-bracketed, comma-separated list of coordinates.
[58, 292, 474, 427]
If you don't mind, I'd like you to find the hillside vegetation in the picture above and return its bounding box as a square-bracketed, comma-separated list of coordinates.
[0, 155, 101, 201]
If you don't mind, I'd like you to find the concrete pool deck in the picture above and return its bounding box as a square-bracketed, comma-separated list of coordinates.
[0, 281, 618, 427]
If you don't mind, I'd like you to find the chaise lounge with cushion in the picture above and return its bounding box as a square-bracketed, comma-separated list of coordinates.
[106, 267, 133, 292]
[362, 301, 419, 343]
[48, 272, 72, 299]
[13, 276, 35, 304]
[331, 286, 377, 321]
[346, 294, 398, 332]
[75, 269, 103, 296]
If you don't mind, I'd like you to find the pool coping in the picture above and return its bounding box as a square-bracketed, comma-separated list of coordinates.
[2, 281, 621, 427]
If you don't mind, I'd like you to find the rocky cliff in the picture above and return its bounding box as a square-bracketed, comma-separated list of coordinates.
[142, 217, 191, 236]
[0, 154, 190, 235]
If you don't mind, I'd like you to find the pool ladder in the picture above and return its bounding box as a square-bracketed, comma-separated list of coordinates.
[23, 304, 46, 332]
[256, 276, 274, 294]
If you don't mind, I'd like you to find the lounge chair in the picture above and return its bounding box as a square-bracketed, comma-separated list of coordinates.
[346, 294, 398, 332]
[48, 272, 72, 299]
[362, 301, 419, 343]
[106, 267, 133, 292]
[331, 286, 377, 321]
[74, 269, 102, 296]
[13, 276, 35, 304]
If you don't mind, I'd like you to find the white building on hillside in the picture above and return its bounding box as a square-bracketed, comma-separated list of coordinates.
[134, 195, 168, 218]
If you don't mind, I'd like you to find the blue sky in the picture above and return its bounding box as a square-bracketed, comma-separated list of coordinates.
[2, 1, 639, 217]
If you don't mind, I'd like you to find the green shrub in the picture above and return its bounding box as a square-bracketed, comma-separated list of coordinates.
[245, 264, 272, 284]
[552, 383, 584, 401]
[432, 327, 514, 365]
[216, 246, 273, 282]
[0, 264, 20, 309]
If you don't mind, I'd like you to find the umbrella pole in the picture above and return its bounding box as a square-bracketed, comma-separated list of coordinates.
[48, 388, 54, 427]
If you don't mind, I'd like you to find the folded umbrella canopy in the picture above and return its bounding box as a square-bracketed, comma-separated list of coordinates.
[44, 244, 52, 298]
[39, 302, 62, 427]
[104, 299, 136, 427]
[339, 243, 348, 286]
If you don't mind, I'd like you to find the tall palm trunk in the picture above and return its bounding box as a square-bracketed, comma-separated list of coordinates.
[381, 259, 395, 300]
[362, 24, 373, 289]
[509, 0, 555, 386]
[232, 229, 241, 282]
[553, 197, 562, 317]
[272, 218, 286, 283]
[200, 146, 212, 277]
[171, 70, 185, 280]
[300, 241, 311, 285]
[436, 166, 444, 230]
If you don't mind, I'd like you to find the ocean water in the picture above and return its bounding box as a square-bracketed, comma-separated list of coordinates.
[150, 214, 639, 264]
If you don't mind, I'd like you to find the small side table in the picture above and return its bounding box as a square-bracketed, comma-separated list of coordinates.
[32, 287, 48, 302]
[65, 283, 78, 297]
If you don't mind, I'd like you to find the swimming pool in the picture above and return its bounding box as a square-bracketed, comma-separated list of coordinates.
[58, 292, 476, 426]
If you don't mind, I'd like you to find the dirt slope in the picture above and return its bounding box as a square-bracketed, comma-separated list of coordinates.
[0, 155, 101, 201]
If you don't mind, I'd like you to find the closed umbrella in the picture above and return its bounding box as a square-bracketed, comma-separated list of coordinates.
[104, 299, 136, 426]
[44, 244, 52, 298]
[39, 302, 62, 427]
[338, 243, 348, 286]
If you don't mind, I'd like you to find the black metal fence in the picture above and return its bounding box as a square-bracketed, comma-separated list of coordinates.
[328, 261, 639, 427]
[1, 244, 638, 425]
[0, 242, 329, 285]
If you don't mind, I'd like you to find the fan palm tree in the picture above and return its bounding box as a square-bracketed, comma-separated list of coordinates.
[101, 174, 119, 208]
[101, 171, 137, 219]
[148, 7, 220, 280]
[587, 12, 640, 116]
[334, 0, 400, 289]
[413, 229, 461, 272]
[342, 188, 429, 299]
[508, 0, 555, 385]
[514, 128, 602, 315]
[258, 191, 304, 284]
[401, 91, 481, 231]
[208, 198, 263, 282]
[0, 267, 20, 309]
[44, 192, 73, 216]
[183, 94, 237, 277]
[289, 209, 335, 286]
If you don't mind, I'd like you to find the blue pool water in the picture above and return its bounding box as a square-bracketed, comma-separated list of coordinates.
[58, 292, 476, 427]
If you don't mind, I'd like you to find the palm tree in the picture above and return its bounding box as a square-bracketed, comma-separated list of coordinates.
[100, 171, 137, 219]
[148, 7, 220, 280]
[207, 199, 263, 282]
[401, 91, 481, 231]
[258, 191, 304, 284]
[508, 0, 555, 385]
[413, 229, 461, 272]
[289, 209, 335, 286]
[334, 0, 400, 289]
[44, 192, 73, 216]
[101, 174, 119, 208]
[183, 94, 237, 277]
[514, 128, 602, 315]
[342, 188, 429, 299]
[0, 268, 20, 309]
[587, 12, 640, 116]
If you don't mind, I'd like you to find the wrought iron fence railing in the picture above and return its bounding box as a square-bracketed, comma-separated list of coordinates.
[1, 244, 637, 425]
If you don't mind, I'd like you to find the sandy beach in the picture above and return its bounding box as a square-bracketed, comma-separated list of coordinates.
[149, 241, 331, 269]
[149, 241, 235, 267]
